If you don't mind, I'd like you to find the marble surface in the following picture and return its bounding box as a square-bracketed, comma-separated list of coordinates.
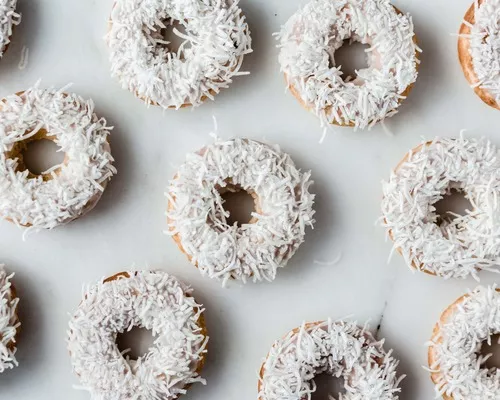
[0, 0, 499, 399]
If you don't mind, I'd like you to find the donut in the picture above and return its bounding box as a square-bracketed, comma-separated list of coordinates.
[258, 320, 404, 400]
[277, 0, 420, 130]
[107, 0, 252, 109]
[381, 136, 500, 279]
[0, 85, 116, 231]
[0, 264, 20, 373]
[0, 0, 21, 57]
[67, 270, 208, 399]
[166, 138, 315, 286]
[428, 286, 500, 399]
[458, 0, 500, 110]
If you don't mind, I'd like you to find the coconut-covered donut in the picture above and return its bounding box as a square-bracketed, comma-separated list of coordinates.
[107, 0, 252, 109]
[458, 0, 500, 110]
[0, 85, 116, 231]
[381, 136, 500, 279]
[0, 0, 20, 57]
[166, 138, 315, 286]
[0, 264, 19, 373]
[428, 286, 500, 399]
[67, 270, 208, 399]
[277, 0, 420, 129]
[259, 320, 404, 400]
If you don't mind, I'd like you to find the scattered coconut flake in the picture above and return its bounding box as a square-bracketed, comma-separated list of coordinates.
[17, 45, 28, 70]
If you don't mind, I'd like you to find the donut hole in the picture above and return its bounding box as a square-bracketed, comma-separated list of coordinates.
[116, 326, 155, 361]
[158, 19, 191, 57]
[432, 187, 472, 226]
[311, 373, 346, 400]
[330, 39, 370, 83]
[8, 130, 65, 179]
[480, 334, 500, 370]
[219, 186, 257, 227]
[21, 139, 64, 176]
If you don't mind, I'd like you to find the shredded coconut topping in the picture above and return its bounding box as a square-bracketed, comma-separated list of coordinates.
[381, 136, 500, 279]
[166, 138, 315, 286]
[0, 264, 19, 373]
[259, 320, 404, 400]
[428, 286, 500, 399]
[277, 0, 420, 129]
[0, 0, 20, 57]
[107, 0, 252, 109]
[467, 0, 500, 106]
[0, 84, 116, 231]
[67, 270, 208, 400]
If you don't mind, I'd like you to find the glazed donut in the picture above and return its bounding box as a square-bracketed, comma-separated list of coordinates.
[428, 286, 500, 399]
[277, 0, 420, 129]
[259, 320, 404, 400]
[0, 264, 19, 373]
[107, 0, 252, 109]
[67, 270, 208, 399]
[166, 138, 315, 286]
[381, 136, 500, 279]
[0, 85, 116, 231]
[458, 0, 500, 110]
[0, 0, 20, 57]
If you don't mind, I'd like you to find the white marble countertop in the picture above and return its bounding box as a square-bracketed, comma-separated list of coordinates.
[0, 0, 499, 399]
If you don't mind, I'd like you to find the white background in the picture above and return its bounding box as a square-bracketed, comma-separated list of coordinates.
[0, 0, 499, 399]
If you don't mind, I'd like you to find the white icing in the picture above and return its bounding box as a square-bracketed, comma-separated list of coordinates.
[381, 136, 500, 279]
[0, 0, 20, 57]
[259, 320, 404, 400]
[277, 0, 420, 129]
[428, 286, 500, 399]
[0, 84, 116, 231]
[467, 0, 500, 105]
[67, 270, 208, 399]
[107, 0, 252, 109]
[0, 264, 19, 373]
[166, 138, 315, 286]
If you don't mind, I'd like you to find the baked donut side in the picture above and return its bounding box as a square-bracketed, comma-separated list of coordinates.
[0, 264, 20, 373]
[427, 287, 500, 399]
[0, 0, 21, 58]
[458, 0, 500, 110]
[68, 270, 208, 399]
